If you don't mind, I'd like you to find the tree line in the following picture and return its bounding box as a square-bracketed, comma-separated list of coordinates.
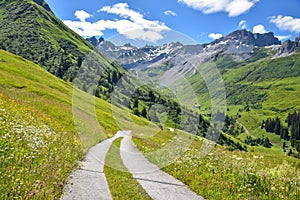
[262, 111, 300, 154]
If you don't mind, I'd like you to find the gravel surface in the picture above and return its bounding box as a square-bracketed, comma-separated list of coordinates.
[60, 132, 127, 200]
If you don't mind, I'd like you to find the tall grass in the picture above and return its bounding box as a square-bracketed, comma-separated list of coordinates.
[133, 131, 300, 199]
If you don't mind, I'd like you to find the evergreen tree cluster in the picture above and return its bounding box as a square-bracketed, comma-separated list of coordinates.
[222, 115, 244, 137]
[262, 111, 300, 153]
[112, 83, 210, 136]
[244, 135, 272, 148]
[286, 111, 300, 152]
[286, 111, 300, 140]
[217, 133, 247, 151]
[262, 117, 289, 140]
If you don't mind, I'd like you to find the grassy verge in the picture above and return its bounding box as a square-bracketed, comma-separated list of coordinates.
[0, 91, 82, 199]
[104, 138, 151, 200]
[133, 130, 300, 199]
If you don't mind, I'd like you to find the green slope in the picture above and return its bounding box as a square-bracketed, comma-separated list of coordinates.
[0, 0, 87, 79]
[186, 49, 300, 152]
[0, 49, 153, 199]
[0, 0, 126, 96]
[133, 130, 300, 199]
[139, 45, 300, 153]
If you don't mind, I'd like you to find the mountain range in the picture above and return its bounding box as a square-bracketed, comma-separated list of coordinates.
[88, 30, 299, 71]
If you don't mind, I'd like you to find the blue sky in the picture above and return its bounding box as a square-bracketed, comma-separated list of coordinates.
[46, 0, 300, 46]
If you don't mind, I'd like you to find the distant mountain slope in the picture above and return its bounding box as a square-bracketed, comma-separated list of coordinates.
[92, 30, 300, 154]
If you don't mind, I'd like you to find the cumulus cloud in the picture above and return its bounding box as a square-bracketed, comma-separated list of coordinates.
[253, 24, 267, 34]
[275, 35, 291, 41]
[63, 20, 103, 37]
[164, 10, 177, 16]
[178, 0, 259, 17]
[63, 3, 170, 42]
[75, 10, 92, 22]
[208, 33, 223, 40]
[238, 20, 247, 29]
[99, 3, 170, 32]
[270, 15, 300, 33]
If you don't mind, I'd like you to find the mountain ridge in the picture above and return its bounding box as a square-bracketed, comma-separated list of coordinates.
[88, 29, 298, 70]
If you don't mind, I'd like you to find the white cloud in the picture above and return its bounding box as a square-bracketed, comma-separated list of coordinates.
[75, 10, 92, 22]
[270, 15, 300, 33]
[99, 3, 170, 31]
[63, 20, 104, 37]
[239, 20, 247, 29]
[208, 33, 223, 40]
[253, 24, 267, 34]
[63, 3, 170, 42]
[275, 35, 291, 41]
[164, 10, 177, 16]
[178, 0, 259, 17]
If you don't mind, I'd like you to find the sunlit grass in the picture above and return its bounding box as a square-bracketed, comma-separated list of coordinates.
[133, 130, 300, 199]
[0, 92, 82, 199]
[0, 50, 157, 199]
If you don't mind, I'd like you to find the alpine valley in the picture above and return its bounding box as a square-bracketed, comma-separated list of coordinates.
[0, 0, 299, 199]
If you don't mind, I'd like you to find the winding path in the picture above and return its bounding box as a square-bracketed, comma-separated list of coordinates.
[61, 131, 204, 200]
[236, 120, 256, 138]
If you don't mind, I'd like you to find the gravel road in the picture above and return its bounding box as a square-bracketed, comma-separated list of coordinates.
[61, 131, 204, 200]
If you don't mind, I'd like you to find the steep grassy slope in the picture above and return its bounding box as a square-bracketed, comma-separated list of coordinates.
[0, 0, 127, 100]
[0, 49, 153, 199]
[0, 0, 88, 80]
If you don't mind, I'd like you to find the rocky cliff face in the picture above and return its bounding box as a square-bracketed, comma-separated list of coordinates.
[253, 32, 281, 47]
[277, 37, 300, 55]
[212, 29, 281, 47]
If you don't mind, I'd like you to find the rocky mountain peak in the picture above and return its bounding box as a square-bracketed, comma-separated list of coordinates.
[277, 36, 300, 55]
[123, 43, 132, 47]
[86, 36, 105, 47]
[253, 32, 281, 47]
[295, 36, 300, 43]
[215, 29, 281, 47]
[86, 36, 99, 47]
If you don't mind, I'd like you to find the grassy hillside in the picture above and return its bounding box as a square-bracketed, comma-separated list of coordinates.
[178, 49, 300, 153]
[0, 49, 153, 199]
[0, 0, 88, 79]
[0, 0, 127, 101]
[0, 0, 201, 131]
[0, 46, 299, 199]
[222, 52, 300, 151]
[133, 129, 300, 199]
